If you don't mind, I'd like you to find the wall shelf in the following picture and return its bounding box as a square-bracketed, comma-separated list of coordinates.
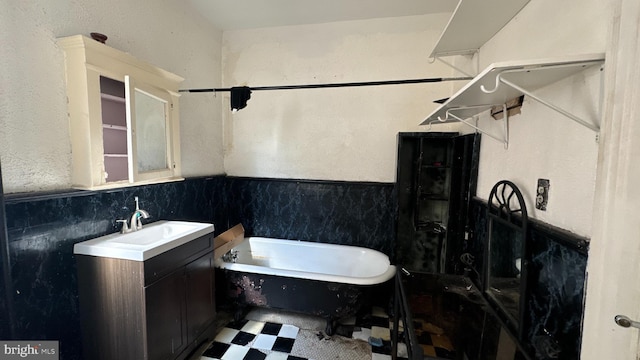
[429, 0, 531, 58]
[421, 54, 605, 146]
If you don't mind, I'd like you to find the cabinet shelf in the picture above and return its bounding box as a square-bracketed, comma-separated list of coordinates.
[430, 0, 530, 58]
[102, 124, 127, 131]
[421, 54, 605, 146]
[104, 153, 128, 158]
[101, 93, 126, 104]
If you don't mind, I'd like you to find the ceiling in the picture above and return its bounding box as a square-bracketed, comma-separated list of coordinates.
[187, 0, 457, 31]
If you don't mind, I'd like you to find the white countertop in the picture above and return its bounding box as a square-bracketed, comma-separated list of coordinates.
[73, 220, 215, 261]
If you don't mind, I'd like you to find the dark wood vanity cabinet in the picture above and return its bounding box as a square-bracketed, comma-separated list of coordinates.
[146, 268, 188, 359]
[76, 233, 216, 360]
[185, 253, 217, 345]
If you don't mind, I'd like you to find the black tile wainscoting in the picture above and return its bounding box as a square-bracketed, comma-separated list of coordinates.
[465, 198, 589, 359]
[0, 176, 397, 359]
[0, 169, 11, 341]
[224, 177, 397, 257]
[2, 176, 226, 360]
[526, 225, 588, 359]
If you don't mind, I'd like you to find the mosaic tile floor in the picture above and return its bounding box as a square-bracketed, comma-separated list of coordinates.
[409, 293, 457, 359]
[199, 307, 415, 360]
[413, 318, 456, 359]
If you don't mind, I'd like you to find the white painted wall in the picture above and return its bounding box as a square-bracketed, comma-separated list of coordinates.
[221, 15, 462, 182]
[468, 0, 611, 237]
[221, 3, 609, 237]
[581, 1, 640, 357]
[0, 0, 610, 237]
[0, 0, 224, 193]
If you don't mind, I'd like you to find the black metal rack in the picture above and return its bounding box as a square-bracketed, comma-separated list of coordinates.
[392, 271, 422, 360]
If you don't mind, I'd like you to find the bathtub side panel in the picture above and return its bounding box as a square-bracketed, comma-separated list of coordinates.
[219, 270, 367, 320]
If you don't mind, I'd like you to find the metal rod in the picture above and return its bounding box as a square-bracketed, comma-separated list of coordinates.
[179, 76, 472, 93]
[503, 103, 509, 150]
[598, 66, 605, 132]
[392, 278, 399, 360]
[394, 271, 423, 360]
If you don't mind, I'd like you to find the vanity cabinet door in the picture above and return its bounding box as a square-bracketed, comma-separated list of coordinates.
[146, 269, 187, 360]
[185, 252, 216, 344]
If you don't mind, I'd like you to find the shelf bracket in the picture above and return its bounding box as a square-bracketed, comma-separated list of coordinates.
[480, 67, 600, 133]
[437, 104, 509, 149]
[428, 54, 477, 78]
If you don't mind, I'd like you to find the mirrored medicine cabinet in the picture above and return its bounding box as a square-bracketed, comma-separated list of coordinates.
[58, 35, 184, 190]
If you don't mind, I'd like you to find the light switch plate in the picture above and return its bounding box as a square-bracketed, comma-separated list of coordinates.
[536, 179, 550, 211]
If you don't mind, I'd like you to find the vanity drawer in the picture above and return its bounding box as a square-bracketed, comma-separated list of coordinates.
[144, 233, 214, 285]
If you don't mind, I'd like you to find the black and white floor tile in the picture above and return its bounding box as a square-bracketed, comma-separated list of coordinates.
[338, 306, 409, 360]
[200, 306, 416, 360]
[201, 319, 303, 360]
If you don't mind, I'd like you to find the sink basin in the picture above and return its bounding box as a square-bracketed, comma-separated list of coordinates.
[107, 222, 206, 246]
[74, 220, 215, 261]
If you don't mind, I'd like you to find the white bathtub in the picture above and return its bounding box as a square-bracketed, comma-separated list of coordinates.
[215, 237, 396, 286]
[215, 237, 396, 333]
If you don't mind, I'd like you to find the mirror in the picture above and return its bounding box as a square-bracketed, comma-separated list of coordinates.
[485, 180, 528, 337]
[488, 218, 524, 322]
[134, 89, 168, 172]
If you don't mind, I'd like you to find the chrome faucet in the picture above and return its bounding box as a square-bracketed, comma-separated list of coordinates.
[117, 196, 150, 233]
[130, 196, 150, 231]
[222, 249, 238, 263]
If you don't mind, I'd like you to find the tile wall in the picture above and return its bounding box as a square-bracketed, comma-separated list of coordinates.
[0, 176, 396, 359]
[0, 176, 588, 359]
[224, 177, 396, 256]
[2, 176, 226, 359]
[466, 198, 589, 359]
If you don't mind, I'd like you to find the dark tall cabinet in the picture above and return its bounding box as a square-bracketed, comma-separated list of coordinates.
[395, 132, 480, 274]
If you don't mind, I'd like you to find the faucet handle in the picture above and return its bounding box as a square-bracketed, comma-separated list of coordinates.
[135, 213, 143, 229]
[116, 219, 130, 234]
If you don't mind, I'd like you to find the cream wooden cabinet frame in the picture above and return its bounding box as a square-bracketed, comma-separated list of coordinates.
[58, 35, 184, 190]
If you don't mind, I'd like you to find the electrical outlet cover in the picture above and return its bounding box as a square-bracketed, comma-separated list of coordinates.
[536, 179, 550, 211]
